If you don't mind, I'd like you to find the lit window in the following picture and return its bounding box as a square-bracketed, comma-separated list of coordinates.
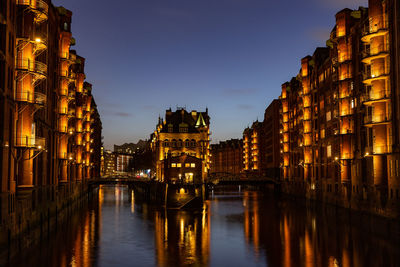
[191, 163, 195, 168]
[185, 163, 190, 167]
[171, 163, 176, 168]
[327, 145, 332, 158]
[177, 163, 182, 168]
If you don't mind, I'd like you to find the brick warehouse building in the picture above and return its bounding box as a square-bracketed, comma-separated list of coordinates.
[0, 0, 102, 254]
[210, 139, 243, 176]
[150, 108, 210, 182]
[243, 99, 281, 179]
[280, 0, 400, 217]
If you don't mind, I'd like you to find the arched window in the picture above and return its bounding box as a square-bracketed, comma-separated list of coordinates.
[164, 139, 169, 147]
[185, 139, 190, 147]
[177, 139, 182, 147]
[172, 139, 177, 148]
[191, 139, 196, 147]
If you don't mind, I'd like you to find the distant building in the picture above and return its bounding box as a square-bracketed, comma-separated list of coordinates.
[243, 121, 264, 173]
[114, 140, 148, 155]
[210, 139, 243, 175]
[263, 99, 281, 178]
[104, 150, 116, 176]
[150, 108, 210, 182]
[243, 99, 281, 178]
[116, 153, 133, 173]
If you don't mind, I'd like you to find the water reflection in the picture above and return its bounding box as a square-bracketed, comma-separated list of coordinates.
[9, 185, 400, 267]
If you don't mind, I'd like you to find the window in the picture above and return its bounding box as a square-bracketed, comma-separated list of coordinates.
[185, 140, 190, 147]
[326, 111, 331, 121]
[64, 22, 68, 31]
[168, 125, 173, 133]
[180, 127, 188, 133]
[177, 163, 182, 168]
[171, 163, 176, 167]
[327, 145, 332, 158]
[191, 163, 196, 168]
[185, 163, 190, 167]
[164, 140, 169, 147]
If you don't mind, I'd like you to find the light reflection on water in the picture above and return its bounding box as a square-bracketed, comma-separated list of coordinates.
[10, 185, 400, 267]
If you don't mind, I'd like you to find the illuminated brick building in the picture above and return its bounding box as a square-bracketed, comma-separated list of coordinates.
[243, 100, 281, 178]
[280, 0, 400, 217]
[210, 139, 243, 175]
[0, 0, 102, 248]
[150, 108, 210, 182]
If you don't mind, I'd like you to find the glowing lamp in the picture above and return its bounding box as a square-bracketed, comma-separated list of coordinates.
[35, 38, 41, 43]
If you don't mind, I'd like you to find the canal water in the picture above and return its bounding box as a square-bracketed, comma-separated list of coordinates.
[10, 185, 400, 267]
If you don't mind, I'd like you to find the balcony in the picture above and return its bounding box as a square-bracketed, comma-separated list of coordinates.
[362, 72, 390, 85]
[60, 52, 69, 60]
[361, 16, 389, 43]
[68, 108, 76, 118]
[17, 0, 48, 23]
[14, 91, 46, 107]
[361, 44, 389, 64]
[364, 114, 391, 127]
[58, 123, 67, 133]
[339, 73, 352, 81]
[362, 90, 391, 105]
[340, 152, 353, 160]
[15, 136, 45, 149]
[15, 58, 47, 79]
[59, 107, 68, 115]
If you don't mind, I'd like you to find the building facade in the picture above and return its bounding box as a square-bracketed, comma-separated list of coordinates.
[210, 139, 243, 175]
[103, 150, 116, 176]
[0, 0, 102, 252]
[243, 99, 281, 178]
[150, 108, 210, 182]
[280, 0, 400, 217]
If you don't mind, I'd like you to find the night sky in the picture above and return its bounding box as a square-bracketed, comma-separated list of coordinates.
[53, 0, 367, 149]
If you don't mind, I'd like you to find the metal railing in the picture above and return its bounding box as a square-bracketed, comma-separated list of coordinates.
[15, 135, 45, 149]
[362, 71, 389, 81]
[14, 91, 46, 105]
[373, 145, 389, 154]
[59, 107, 68, 114]
[17, 0, 49, 15]
[15, 58, 47, 76]
[364, 114, 391, 124]
[362, 44, 389, 59]
[363, 89, 391, 102]
[362, 15, 388, 36]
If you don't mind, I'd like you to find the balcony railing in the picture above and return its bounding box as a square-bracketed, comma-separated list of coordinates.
[362, 71, 390, 84]
[364, 114, 391, 125]
[15, 136, 45, 149]
[362, 44, 389, 62]
[17, 0, 49, 16]
[14, 91, 46, 106]
[373, 145, 390, 154]
[15, 58, 47, 77]
[59, 107, 68, 115]
[362, 15, 388, 37]
[362, 90, 391, 104]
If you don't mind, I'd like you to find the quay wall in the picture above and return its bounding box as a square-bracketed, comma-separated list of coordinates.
[0, 182, 95, 263]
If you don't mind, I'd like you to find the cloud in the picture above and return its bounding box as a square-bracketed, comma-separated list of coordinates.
[222, 88, 259, 96]
[113, 112, 133, 117]
[237, 104, 254, 110]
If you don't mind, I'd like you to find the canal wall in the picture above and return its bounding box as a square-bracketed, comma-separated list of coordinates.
[279, 186, 400, 240]
[0, 182, 95, 263]
[281, 180, 400, 220]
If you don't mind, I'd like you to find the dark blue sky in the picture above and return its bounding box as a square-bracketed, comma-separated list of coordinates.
[53, 0, 367, 149]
